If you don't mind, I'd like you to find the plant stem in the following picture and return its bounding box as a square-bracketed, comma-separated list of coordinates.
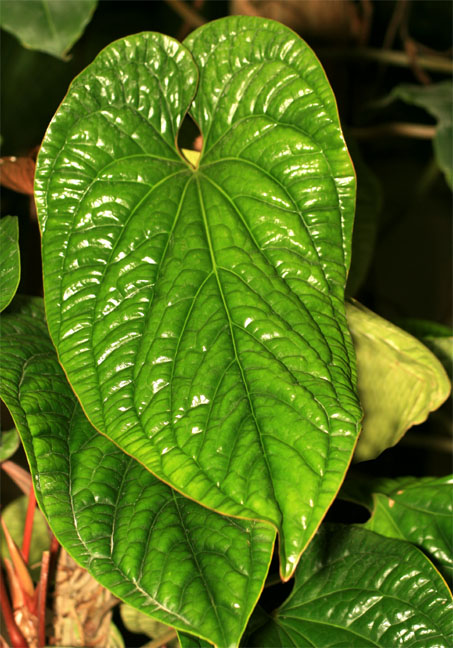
[1, 461, 32, 495]
[22, 486, 36, 564]
[0, 569, 28, 648]
[165, 0, 206, 27]
[36, 551, 50, 648]
[319, 46, 453, 74]
[349, 122, 436, 140]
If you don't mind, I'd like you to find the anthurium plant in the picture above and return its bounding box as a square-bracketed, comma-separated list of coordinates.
[1, 15, 451, 648]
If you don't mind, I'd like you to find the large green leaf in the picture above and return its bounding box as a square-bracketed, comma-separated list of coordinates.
[0, 297, 275, 648]
[0, 215, 20, 312]
[0, 0, 97, 60]
[35, 16, 362, 579]
[362, 476, 453, 586]
[247, 525, 453, 647]
[347, 301, 451, 462]
[390, 81, 452, 189]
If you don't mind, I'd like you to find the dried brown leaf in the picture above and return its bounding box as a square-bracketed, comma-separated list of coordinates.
[0, 157, 36, 195]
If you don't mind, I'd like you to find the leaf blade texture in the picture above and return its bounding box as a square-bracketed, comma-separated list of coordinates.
[248, 525, 453, 647]
[0, 297, 275, 648]
[363, 475, 453, 587]
[35, 17, 362, 578]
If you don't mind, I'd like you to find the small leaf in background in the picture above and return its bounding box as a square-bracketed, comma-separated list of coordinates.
[390, 81, 453, 188]
[0, 427, 20, 462]
[0, 156, 36, 195]
[35, 16, 362, 579]
[107, 623, 125, 648]
[120, 604, 178, 647]
[0, 215, 20, 313]
[247, 525, 453, 647]
[1, 496, 50, 580]
[0, 297, 275, 648]
[0, 0, 98, 60]
[347, 301, 451, 462]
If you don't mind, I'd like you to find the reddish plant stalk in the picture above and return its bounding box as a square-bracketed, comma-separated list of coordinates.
[0, 568, 28, 648]
[22, 486, 36, 564]
[37, 551, 50, 648]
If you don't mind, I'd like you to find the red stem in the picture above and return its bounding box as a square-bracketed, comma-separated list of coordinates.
[0, 568, 28, 647]
[37, 551, 50, 648]
[21, 487, 36, 564]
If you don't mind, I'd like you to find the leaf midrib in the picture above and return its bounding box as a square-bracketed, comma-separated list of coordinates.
[195, 175, 280, 523]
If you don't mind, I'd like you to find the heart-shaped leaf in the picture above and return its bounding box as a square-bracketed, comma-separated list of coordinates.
[0, 297, 275, 648]
[0, 215, 20, 312]
[347, 301, 451, 462]
[247, 525, 453, 647]
[0, 0, 98, 60]
[35, 16, 362, 578]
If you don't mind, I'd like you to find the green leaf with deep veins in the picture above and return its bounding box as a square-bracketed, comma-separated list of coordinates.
[35, 16, 362, 578]
[0, 215, 20, 312]
[362, 476, 453, 586]
[247, 525, 453, 647]
[0, 297, 275, 648]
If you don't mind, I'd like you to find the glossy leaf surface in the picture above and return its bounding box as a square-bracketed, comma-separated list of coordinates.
[0, 0, 98, 59]
[0, 297, 275, 648]
[347, 301, 451, 462]
[0, 215, 20, 312]
[362, 475, 453, 586]
[35, 16, 362, 578]
[248, 525, 453, 647]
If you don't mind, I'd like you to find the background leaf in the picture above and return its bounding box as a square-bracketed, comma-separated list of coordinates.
[120, 603, 178, 646]
[0, 215, 20, 312]
[389, 81, 453, 188]
[248, 525, 453, 647]
[0, 427, 20, 462]
[347, 300, 451, 462]
[0, 296, 275, 648]
[35, 17, 362, 579]
[395, 318, 453, 379]
[0, 0, 98, 60]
